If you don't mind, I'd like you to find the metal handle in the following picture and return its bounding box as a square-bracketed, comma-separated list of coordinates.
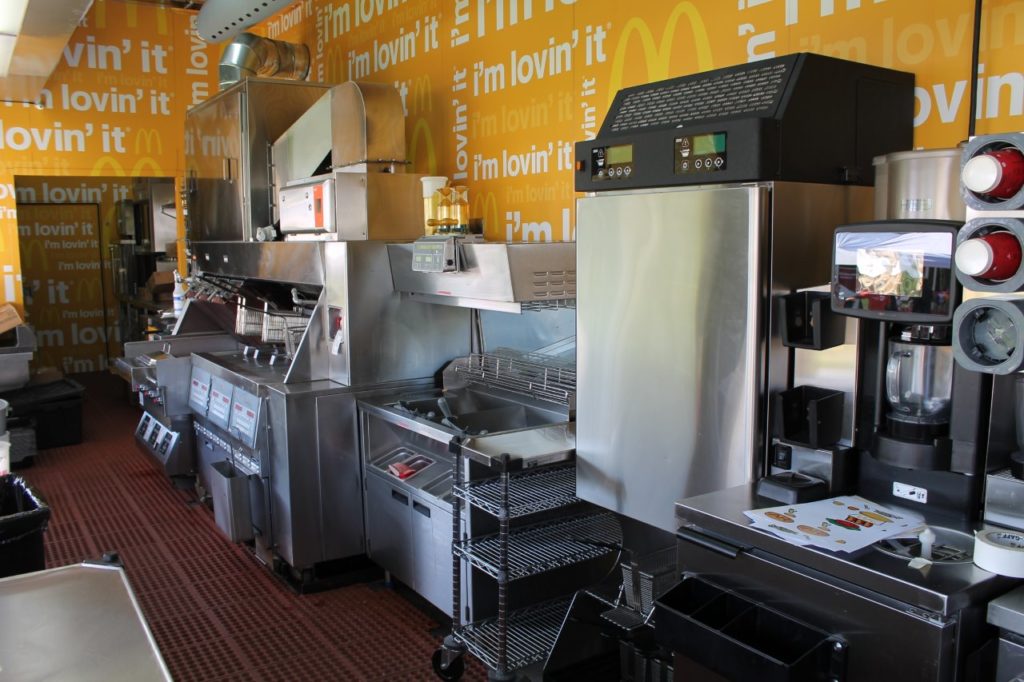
[413, 501, 431, 518]
[223, 158, 236, 182]
[391, 489, 409, 505]
[676, 527, 743, 559]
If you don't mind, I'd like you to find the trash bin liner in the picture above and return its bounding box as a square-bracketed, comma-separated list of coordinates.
[0, 475, 50, 578]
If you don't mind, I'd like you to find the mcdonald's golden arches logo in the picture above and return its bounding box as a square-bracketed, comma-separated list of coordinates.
[134, 128, 164, 155]
[608, 2, 714, 106]
[132, 158, 165, 176]
[410, 76, 432, 115]
[473, 191, 499, 237]
[19, 238, 48, 270]
[408, 118, 438, 175]
[72, 277, 105, 305]
[90, 156, 127, 177]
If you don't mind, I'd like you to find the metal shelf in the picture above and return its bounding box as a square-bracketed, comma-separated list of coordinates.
[453, 465, 579, 518]
[453, 512, 621, 581]
[453, 598, 571, 672]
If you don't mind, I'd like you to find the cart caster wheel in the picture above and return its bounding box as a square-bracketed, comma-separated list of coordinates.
[432, 648, 465, 681]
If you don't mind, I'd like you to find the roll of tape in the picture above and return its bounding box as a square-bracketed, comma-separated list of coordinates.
[974, 529, 1024, 577]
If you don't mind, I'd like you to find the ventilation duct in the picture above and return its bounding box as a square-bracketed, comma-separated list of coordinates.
[219, 32, 309, 89]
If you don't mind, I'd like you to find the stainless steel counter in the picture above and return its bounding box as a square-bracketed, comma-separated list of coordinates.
[676, 484, 1014, 616]
[0, 563, 170, 681]
[990, 586, 1024, 635]
[192, 351, 290, 394]
[460, 423, 576, 469]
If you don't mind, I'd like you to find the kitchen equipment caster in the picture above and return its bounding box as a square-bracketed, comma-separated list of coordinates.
[432, 645, 465, 681]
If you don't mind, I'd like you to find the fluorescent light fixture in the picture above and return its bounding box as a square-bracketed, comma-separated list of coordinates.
[0, 0, 30, 35]
[0, 34, 16, 78]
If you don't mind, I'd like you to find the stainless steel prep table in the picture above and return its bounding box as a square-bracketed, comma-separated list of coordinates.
[0, 562, 170, 681]
[668, 484, 1014, 680]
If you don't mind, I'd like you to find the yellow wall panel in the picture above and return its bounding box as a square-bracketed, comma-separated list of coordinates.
[251, 0, 1024, 242]
[0, 1, 220, 309]
[16, 202, 110, 372]
[2, 0, 1024, 308]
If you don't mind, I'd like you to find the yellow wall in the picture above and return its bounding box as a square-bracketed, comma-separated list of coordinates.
[0, 1, 220, 310]
[15, 176, 150, 368]
[250, 0, 1024, 242]
[2, 0, 1024, 307]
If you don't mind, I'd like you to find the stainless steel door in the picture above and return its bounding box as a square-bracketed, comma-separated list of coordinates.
[365, 471, 414, 582]
[576, 185, 767, 533]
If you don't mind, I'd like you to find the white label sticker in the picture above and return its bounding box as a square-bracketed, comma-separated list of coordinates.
[189, 379, 210, 408]
[893, 481, 928, 504]
[209, 389, 232, 423]
[231, 402, 257, 442]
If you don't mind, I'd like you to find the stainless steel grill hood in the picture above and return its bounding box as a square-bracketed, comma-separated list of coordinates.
[387, 241, 577, 314]
[272, 81, 423, 241]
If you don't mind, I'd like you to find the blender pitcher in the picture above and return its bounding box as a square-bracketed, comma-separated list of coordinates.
[885, 338, 954, 438]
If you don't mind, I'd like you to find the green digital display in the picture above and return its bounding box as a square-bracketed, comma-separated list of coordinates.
[606, 144, 633, 165]
[692, 133, 726, 155]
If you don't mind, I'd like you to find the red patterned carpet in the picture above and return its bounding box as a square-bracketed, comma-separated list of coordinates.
[18, 372, 484, 681]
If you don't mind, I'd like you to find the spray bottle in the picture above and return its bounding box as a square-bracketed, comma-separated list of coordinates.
[172, 272, 187, 316]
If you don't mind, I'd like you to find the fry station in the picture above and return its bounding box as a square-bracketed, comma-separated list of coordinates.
[6, 1, 1024, 681]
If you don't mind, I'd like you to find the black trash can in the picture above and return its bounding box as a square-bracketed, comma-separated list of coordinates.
[0, 475, 49, 578]
[1, 379, 85, 450]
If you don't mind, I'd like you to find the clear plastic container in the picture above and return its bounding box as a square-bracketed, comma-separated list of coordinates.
[885, 341, 954, 424]
[421, 176, 448, 236]
[435, 187, 457, 234]
[451, 185, 470, 234]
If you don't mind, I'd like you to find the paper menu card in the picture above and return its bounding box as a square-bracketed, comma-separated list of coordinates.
[744, 496, 926, 553]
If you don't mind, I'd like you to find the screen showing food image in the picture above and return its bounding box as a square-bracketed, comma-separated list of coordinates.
[832, 230, 955, 319]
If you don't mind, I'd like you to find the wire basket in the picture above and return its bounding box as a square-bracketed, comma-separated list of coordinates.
[451, 352, 576, 407]
[621, 547, 677, 617]
[261, 311, 308, 345]
[234, 299, 263, 337]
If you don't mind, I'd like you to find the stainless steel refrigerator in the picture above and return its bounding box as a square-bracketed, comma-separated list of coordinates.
[572, 53, 914, 533]
[575, 182, 870, 532]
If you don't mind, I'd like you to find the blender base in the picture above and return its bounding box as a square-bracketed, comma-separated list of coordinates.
[872, 432, 952, 471]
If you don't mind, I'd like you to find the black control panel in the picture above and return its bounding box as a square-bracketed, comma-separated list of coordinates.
[575, 53, 914, 191]
[591, 144, 634, 181]
[674, 132, 727, 175]
[136, 413, 152, 438]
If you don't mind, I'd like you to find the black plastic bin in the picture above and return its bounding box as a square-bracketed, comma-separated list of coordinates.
[1, 379, 84, 449]
[0, 475, 50, 578]
[772, 385, 844, 450]
[654, 576, 845, 682]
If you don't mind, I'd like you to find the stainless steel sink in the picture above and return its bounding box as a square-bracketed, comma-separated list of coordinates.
[392, 388, 565, 435]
